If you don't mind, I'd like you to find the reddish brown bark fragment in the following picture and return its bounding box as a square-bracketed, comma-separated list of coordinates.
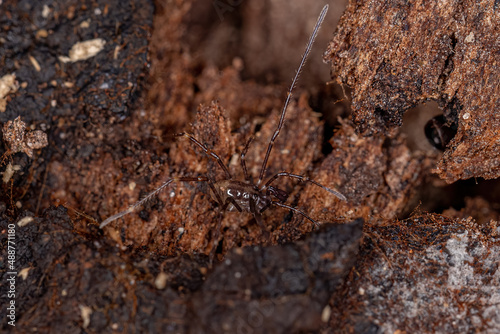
[325, 0, 500, 183]
[297, 119, 431, 228]
[443, 196, 500, 224]
[101, 95, 325, 257]
[3, 0, 499, 332]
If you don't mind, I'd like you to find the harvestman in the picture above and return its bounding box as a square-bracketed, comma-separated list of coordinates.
[100, 5, 346, 251]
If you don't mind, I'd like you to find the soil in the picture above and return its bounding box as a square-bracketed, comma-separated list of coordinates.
[1, 0, 499, 333]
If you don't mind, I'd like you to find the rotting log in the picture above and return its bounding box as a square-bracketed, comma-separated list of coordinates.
[324, 0, 500, 183]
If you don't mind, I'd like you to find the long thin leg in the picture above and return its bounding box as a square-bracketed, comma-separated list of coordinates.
[256, 5, 329, 186]
[205, 178, 224, 206]
[240, 136, 254, 182]
[176, 133, 232, 179]
[273, 201, 321, 228]
[263, 171, 346, 201]
[228, 197, 243, 212]
[100, 176, 215, 228]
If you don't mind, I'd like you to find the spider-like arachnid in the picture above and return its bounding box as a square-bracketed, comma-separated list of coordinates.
[100, 5, 346, 257]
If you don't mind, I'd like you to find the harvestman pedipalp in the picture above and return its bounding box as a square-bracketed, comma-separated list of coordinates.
[100, 4, 346, 254]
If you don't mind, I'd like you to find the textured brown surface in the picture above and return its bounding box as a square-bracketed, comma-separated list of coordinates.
[100, 94, 327, 256]
[92, 1, 343, 256]
[443, 196, 500, 224]
[296, 118, 433, 230]
[328, 213, 500, 333]
[190, 220, 363, 333]
[1, 0, 500, 333]
[0, 208, 362, 333]
[325, 0, 500, 183]
[2, 116, 48, 160]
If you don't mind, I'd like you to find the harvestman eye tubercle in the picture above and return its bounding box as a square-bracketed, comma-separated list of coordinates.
[100, 5, 346, 249]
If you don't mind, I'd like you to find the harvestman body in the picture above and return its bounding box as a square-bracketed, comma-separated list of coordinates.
[100, 5, 346, 252]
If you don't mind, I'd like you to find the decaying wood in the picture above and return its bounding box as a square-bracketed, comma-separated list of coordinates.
[324, 0, 500, 183]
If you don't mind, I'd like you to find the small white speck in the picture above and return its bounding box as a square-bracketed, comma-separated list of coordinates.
[113, 45, 120, 59]
[169, 191, 175, 198]
[0, 73, 19, 112]
[154, 272, 168, 290]
[18, 267, 31, 280]
[464, 32, 475, 43]
[229, 153, 239, 167]
[29, 55, 41, 72]
[463, 112, 470, 120]
[51, 100, 57, 107]
[128, 182, 136, 191]
[58, 39, 106, 63]
[321, 304, 332, 322]
[225, 259, 231, 266]
[79, 305, 92, 328]
[358, 287, 365, 295]
[3, 163, 21, 183]
[94, 8, 102, 15]
[321, 305, 332, 322]
[178, 227, 184, 233]
[234, 272, 241, 278]
[17, 216, 34, 227]
[42, 5, 50, 18]
[80, 19, 90, 29]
